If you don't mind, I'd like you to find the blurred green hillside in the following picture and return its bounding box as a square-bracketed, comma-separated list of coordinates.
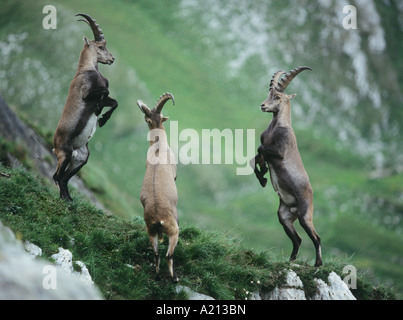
[0, 0, 402, 297]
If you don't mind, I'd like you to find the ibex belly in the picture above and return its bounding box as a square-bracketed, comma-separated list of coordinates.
[268, 164, 296, 207]
[72, 114, 97, 149]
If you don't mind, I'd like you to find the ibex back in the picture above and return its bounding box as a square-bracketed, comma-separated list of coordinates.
[53, 14, 118, 201]
[251, 66, 322, 267]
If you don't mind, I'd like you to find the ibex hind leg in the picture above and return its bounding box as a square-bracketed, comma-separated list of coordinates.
[166, 229, 179, 282]
[53, 148, 73, 201]
[277, 200, 301, 262]
[58, 144, 89, 201]
[53, 149, 70, 183]
[61, 144, 89, 183]
[148, 233, 160, 278]
[297, 202, 322, 267]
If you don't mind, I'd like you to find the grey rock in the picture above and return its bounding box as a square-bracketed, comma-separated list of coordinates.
[0, 220, 102, 299]
[262, 269, 356, 300]
[51, 247, 94, 285]
[176, 285, 215, 300]
[24, 241, 42, 259]
[312, 272, 356, 300]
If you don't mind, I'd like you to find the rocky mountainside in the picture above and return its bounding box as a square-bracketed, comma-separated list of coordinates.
[0, 217, 356, 300]
[0, 95, 389, 300]
[0, 93, 108, 213]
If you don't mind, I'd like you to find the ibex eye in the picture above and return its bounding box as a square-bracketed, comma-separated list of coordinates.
[275, 96, 280, 100]
[98, 46, 104, 50]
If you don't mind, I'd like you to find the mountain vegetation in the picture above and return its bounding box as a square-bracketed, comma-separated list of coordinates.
[0, 163, 395, 299]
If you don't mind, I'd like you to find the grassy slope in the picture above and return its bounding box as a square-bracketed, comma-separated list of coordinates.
[0, 163, 395, 300]
[0, 0, 402, 297]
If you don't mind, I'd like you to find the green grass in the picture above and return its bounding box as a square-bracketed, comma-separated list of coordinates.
[0, 163, 395, 299]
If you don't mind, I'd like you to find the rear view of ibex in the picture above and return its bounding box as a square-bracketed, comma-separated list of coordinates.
[53, 14, 118, 201]
[251, 66, 322, 267]
[138, 93, 179, 281]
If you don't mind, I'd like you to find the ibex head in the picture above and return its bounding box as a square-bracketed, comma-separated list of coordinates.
[76, 13, 115, 65]
[137, 93, 175, 129]
[260, 66, 311, 113]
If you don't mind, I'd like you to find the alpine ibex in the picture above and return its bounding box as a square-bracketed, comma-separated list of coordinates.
[251, 66, 322, 267]
[137, 93, 179, 281]
[53, 13, 118, 201]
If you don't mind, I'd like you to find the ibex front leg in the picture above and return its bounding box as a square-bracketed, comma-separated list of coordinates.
[98, 96, 118, 127]
[250, 153, 268, 187]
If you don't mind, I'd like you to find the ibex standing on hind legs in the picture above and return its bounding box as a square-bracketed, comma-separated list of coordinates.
[137, 93, 179, 281]
[53, 14, 118, 201]
[251, 66, 322, 267]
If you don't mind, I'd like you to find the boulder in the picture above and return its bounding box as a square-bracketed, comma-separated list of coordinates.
[312, 272, 356, 300]
[261, 270, 356, 300]
[24, 241, 42, 259]
[0, 220, 102, 299]
[176, 285, 215, 300]
[51, 247, 94, 285]
[263, 270, 307, 300]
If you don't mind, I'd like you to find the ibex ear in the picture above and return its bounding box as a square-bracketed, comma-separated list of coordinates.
[287, 93, 297, 100]
[83, 36, 90, 46]
[162, 116, 169, 122]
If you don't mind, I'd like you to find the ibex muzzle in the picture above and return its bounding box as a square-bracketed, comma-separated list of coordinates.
[76, 13, 115, 65]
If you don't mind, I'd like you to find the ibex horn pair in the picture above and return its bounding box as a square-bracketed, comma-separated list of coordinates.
[269, 66, 312, 93]
[137, 92, 175, 116]
[76, 13, 104, 41]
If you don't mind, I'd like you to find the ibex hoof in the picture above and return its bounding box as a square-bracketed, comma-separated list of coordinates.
[259, 178, 267, 187]
[314, 260, 323, 267]
[98, 117, 108, 127]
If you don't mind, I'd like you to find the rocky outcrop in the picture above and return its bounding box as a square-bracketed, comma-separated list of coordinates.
[0, 93, 54, 180]
[313, 272, 356, 300]
[51, 247, 94, 286]
[0, 93, 109, 213]
[260, 270, 356, 300]
[1, 215, 356, 300]
[0, 220, 103, 299]
[262, 270, 307, 300]
[176, 285, 215, 300]
[175, 269, 356, 300]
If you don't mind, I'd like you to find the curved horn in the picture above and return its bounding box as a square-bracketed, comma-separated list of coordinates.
[76, 13, 104, 41]
[275, 66, 312, 93]
[269, 70, 286, 92]
[155, 92, 175, 114]
[137, 100, 152, 117]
